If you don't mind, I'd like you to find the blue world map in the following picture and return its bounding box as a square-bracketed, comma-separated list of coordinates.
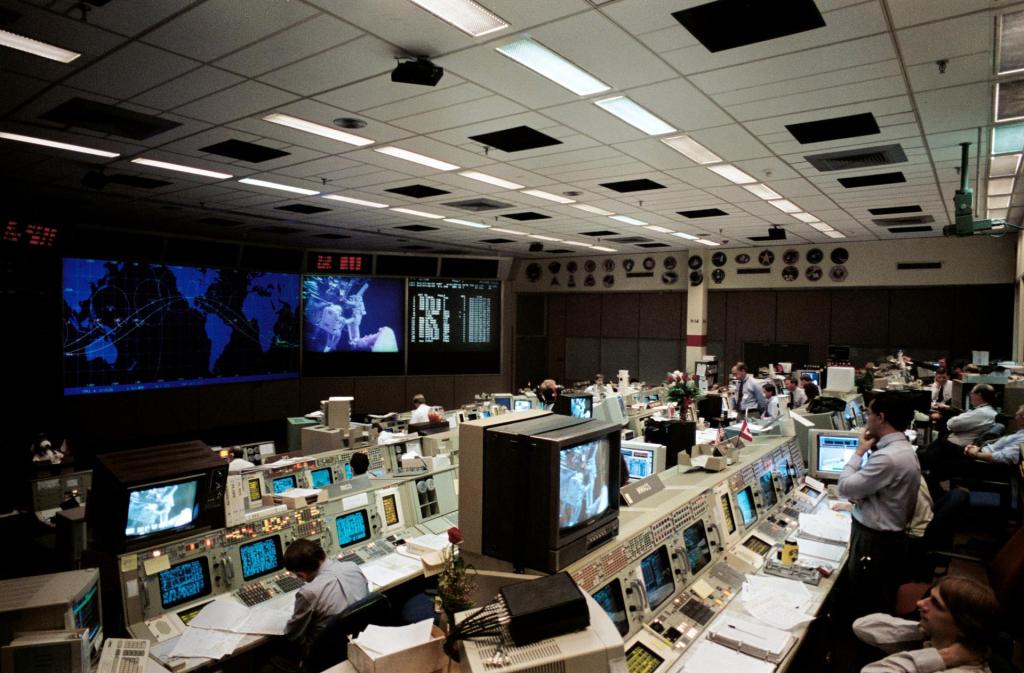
[63, 259, 299, 395]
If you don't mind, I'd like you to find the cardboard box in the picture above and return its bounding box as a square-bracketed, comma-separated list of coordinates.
[347, 625, 445, 673]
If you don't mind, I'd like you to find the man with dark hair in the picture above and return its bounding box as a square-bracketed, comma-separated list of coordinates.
[283, 539, 368, 656]
[799, 373, 821, 405]
[410, 394, 430, 424]
[784, 376, 807, 409]
[731, 362, 766, 416]
[855, 576, 999, 672]
[838, 392, 921, 619]
[347, 452, 371, 490]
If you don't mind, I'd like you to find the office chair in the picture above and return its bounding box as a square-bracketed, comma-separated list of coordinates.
[302, 592, 392, 673]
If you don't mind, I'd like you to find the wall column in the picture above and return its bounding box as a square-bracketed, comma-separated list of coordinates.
[685, 252, 709, 372]
[1016, 233, 1024, 361]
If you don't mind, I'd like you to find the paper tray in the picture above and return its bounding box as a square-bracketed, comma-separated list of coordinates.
[347, 625, 445, 673]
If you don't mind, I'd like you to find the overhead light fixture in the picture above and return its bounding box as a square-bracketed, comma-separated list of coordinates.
[238, 178, 319, 195]
[592, 246, 617, 252]
[695, 239, 720, 246]
[768, 199, 801, 213]
[407, 0, 508, 37]
[131, 158, 232, 179]
[988, 176, 1015, 195]
[809, 222, 835, 232]
[610, 215, 647, 226]
[562, 240, 592, 247]
[594, 96, 675, 135]
[571, 204, 615, 216]
[791, 212, 820, 223]
[529, 234, 560, 241]
[645, 225, 673, 234]
[392, 207, 445, 219]
[459, 170, 524, 189]
[672, 232, 699, 241]
[661, 135, 721, 164]
[263, 113, 373, 147]
[391, 57, 445, 87]
[707, 164, 756, 184]
[496, 37, 610, 96]
[824, 230, 846, 239]
[0, 131, 118, 158]
[521, 189, 575, 204]
[491, 227, 525, 235]
[743, 183, 782, 200]
[989, 153, 1022, 177]
[444, 217, 490, 228]
[0, 29, 80, 63]
[988, 195, 1012, 210]
[374, 146, 459, 171]
[322, 194, 389, 208]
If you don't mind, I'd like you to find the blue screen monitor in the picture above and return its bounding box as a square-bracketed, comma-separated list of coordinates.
[125, 477, 199, 538]
[736, 486, 758, 527]
[683, 520, 712, 575]
[570, 396, 592, 419]
[311, 468, 333, 489]
[621, 447, 654, 480]
[335, 510, 371, 548]
[493, 395, 512, 410]
[640, 546, 675, 610]
[513, 397, 533, 412]
[811, 430, 860, 482]
[159, 557, 212, 609]
[239, 536, 283, 581]
[759, 472, 777, 509]
[798, 369, 820, 387]
[272, 475, 297, 494]
[593, 579, 628, 637]
[776, 457, 794, 494]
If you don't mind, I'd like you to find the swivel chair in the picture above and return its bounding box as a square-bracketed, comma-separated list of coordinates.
[302, 591, 392, 673]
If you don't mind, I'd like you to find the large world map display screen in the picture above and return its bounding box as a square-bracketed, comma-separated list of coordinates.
[63, 258, 299, 395]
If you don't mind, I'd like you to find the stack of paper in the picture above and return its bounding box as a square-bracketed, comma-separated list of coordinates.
[169, 627, 245, 660]
[708, 615, 796, 663]
[682, 641, 774, 673]
[189, 598, 293, 637]
[351, 619, 435, 658]
[404, 533, 450, 556]
[797, 511, 851, 544]
[740, 575, 814, 631]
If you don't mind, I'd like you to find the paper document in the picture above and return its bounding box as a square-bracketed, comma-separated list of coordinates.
[709, 615, 794, 658]
[353, 618, 435, 657]
[796, 538, 845, 562]
[237, 601, 292, 636]
[188, 596, 292, 636]
[169, 627, 244, 660]
[360, 552, 422, 589]
[681, 641, 774, 673]
[404, 533, 449, 556]
[798, 511, 851, 544]
[742, 575, 811, 612]
[188, 599, 250, 631]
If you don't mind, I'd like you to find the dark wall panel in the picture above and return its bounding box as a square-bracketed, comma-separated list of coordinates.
[638, 293, 683, 337]
[565, 295, 602, 337]
[564, 337, 601, 382]
[708, 292, 727, 343]
[353, 376, 406, 415]
[726, 291, 776, 365]
[951, 285, 1014, 358]
[198, 384, 251, 429]
[601, 293, 639, 338]
[253, 379, 303, 422]
[405, 376, 455, 411]
[600, 338, 638, 378]
[638, 339, 682, 383]
[830, 289, 888, 346]
[888, 288, 951, 349]
[776, 290, 831, 365]
[516, 294, 546, 336]
[547, 295, 567, 381]
[453, 374, 507, 405]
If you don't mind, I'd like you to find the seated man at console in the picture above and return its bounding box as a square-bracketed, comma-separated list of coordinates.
[784, 376, 807, 409]
[283, 539, 369, 658]
[410, 394, 431, 424]
[854, 576, 998, 673]
[921, 384, 998, 498]
[585, 373, 614, 401]
[762, 382, 782, 419]
[799, 373, 820, 405]
[347, 452, 371, 490]
[963, 404, 1024, 466]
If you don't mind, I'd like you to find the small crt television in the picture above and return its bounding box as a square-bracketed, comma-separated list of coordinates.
[808, 429, 861, 482]
[512, 395, 534, 412]
[553, 392, 594, 419]
[492, 394, 513, 411]
[481, 415, 621, 572]
[844, 395, 866, 430]
[593, 394, 628, 427]
[797, 369, 821, 387]
[88, 440, 228, 552]
[620, 439, 667, 480]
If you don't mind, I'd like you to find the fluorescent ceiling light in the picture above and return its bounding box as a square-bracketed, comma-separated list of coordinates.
[263, 113, 373, 147]
[491, 227, 525, 235]
[809, 222, 835, 232]
[672, 232, 699, 241]
[695, 239, 720, 246]
[988, 195, 1012, 209]
[661, 135, 721, 164]
[529, 234, 560, 241]
[131, 158, 232, 179]
[743, 183, 782, 200]
[444, 217, 490, 228]
[496, 37, 610, 96]
[322, 194, 389, 208]
[594, 96, 675, 135]
[374, 146, 459, 171]
[571, 204, 614, 216]
[989, 176, 1015, 195]
[824, 231, 846, 239]
[990, 153, 1022, 177]
[791, 212, 820, 223]
[562, 241, 592, 247]
[610, 215, 647, 226]
[592, 246, 617, 252]
[0, 29, 80, 63]
[521, 189, 575, 204]
[707, 164, 756, 184]
[392, 207, 444, 219]
[238, 178, 319, 195]
[407, 0, 508, 37]
[459, 170, 524, 190]
[645, 225, 673, 234]
[768, 199, 801, 214]
[0, 131, 118, 158]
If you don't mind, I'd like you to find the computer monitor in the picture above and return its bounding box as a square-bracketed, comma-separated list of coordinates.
[682, 520, 712, 576]
[640, 546, 675, 610]
[808, 429, 861, 482]
[844, 396, 866, 430]
[492, 394, 513, 410]
[592, 579, 629, 637]
[554, 393, 594, 420]
[239, 535, 283, 580]
[158, 557, 212, 609]
[512, 396, 533, 412]
[310, 467, 333, 489]
[593, 394, 627, 427]
[735, 485, 758, 528]
[797, 369, 820, 387]
[620, 440, 667, 480]
[335, 510, 372, 549]
[272, 474, 298, 494]
[758, 471, 778, 510]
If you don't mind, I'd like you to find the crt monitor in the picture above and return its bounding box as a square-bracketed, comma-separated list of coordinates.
[492, 394, 513, 410]
[735, 485, 758, 528]
[272, 474, 298, 494]
[239, 535, 284, 581]
[640, 546, 675, 610]
[512, 396, 533, 412]
[682, 520, 712, 576]
[335, 510, 372, 548]
[758, 471, 778, 509]
[844, 396, 866, 430]
[620, 440, 667, 480]
[797, 369, 820, 387]
[125, 477, 200, 539]
[809, 429, 861, 482]
[158, 557, 212, 609]
[592, 579, 629, 637]
[593, 394, 627, 427]
[553, 393, 593, 419]
[310, 467, 333, 489]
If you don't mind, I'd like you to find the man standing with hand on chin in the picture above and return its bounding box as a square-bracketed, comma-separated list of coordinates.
[838, 392, 921, 619]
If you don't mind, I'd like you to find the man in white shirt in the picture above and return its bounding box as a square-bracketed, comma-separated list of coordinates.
[784, 377, 807, 409]
[922, 384, 998, 499]
[410, 394, 431, 424]
[930, 368, 953, 409]
[762, 382, 782, 419]
[585, 373, 614, 401]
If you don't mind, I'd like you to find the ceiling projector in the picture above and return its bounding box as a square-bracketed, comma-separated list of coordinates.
[391, 58, 444, 87]
[943, 141, 1007, 237]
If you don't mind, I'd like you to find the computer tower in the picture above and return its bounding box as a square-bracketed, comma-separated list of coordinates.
[643, 419, 695, 468]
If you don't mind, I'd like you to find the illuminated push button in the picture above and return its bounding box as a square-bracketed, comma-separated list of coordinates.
[687, 627, 699, 639]
[714, 598, 724, 606]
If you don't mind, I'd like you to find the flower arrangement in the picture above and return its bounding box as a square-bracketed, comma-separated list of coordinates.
[664, 370, 704, 419]
[435, 527, 476, 626]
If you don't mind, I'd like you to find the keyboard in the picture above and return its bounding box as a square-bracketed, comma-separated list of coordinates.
[275, 574, 305, 593]
[237, 582, 275, 606]
[97, 638, 150, 673]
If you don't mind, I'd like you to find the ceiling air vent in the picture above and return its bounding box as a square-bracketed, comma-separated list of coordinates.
[872, 215, 934, 226]
[897, 262, 942, 270]
[806, 144, 907, 172]
[445, 198, 514, 212]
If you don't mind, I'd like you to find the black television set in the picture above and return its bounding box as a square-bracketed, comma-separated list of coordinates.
[88, 440, 228, 552]
[481, 415, 621, 572]
[643, 419, 695, 468]
[408, 421, 452, 436]
[553, 392, 594, 419]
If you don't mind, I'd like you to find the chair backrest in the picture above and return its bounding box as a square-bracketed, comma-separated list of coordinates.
[302, 591, 392, 673]
[988, 528, 1024, 608]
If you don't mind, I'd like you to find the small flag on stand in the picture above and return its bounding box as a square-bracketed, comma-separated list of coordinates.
[739, 418, 753, 442]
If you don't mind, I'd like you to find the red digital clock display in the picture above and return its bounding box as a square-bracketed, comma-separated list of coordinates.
[307, 252, 372, 274]
[3, 220, 58, 248]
